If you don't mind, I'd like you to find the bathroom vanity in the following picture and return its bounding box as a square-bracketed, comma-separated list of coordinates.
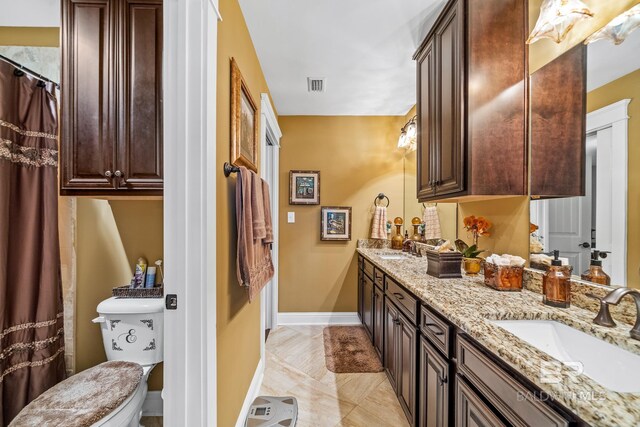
[357, 248, 640, 427]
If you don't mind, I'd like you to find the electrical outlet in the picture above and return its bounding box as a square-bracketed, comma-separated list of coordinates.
[288, 212, 295, 223]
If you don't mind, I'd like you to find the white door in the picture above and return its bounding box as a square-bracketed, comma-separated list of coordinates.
[547, 136, 595, 274]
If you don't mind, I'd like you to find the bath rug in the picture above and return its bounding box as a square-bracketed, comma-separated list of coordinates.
[323, 326, 383, 373]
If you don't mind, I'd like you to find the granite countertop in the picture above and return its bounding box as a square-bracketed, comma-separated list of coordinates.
[357, 247, 640, 427]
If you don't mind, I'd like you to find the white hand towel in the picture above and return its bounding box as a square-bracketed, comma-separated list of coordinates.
[422, 206, 442, 240]
[371, 206, 388, 240]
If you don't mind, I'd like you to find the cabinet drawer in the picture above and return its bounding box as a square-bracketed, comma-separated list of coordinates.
[420, 305, 451, 358]
[386, 276, 418, 325]
[373, 267, 385, 290]
[457, 335, 569, 427]
[363, 258, 374, 279]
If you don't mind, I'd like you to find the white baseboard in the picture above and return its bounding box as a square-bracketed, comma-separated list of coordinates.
[278, 312, 360, 326]
[142, 391, 163, 417]
[235, 358, 265, 427]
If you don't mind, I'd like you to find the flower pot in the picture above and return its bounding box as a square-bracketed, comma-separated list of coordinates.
[462, 257, 482, 276]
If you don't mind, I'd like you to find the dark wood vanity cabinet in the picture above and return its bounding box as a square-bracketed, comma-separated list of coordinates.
[414, 0, 528, 202]
[362, 274, 374, 339]
[419, 336, 450, 427]
[384, 296, 418, 426]
[61, 0, 163, 195]
[456, 377, 506, 427]
[373, 284, 384, 359]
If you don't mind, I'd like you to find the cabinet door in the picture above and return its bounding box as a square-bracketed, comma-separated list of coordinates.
[416, 38, 435, 199]
[373, 285, 384, 360]
[117, 0, 163, 191]
[61, 0, 117, 192]
[398, 312, 418, 426]
[358, 268, 363, 322]
[456, 377, 506, 427]
[419, 337, 450, 427]
[362, 275, 374, 340]
[434, 0, 464, 197]
[384, 297, 400, 392]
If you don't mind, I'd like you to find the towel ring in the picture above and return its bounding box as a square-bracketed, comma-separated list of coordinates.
[375, 193, 390, 207]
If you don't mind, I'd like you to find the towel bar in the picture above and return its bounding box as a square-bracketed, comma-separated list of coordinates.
[224, 162, 240, 177]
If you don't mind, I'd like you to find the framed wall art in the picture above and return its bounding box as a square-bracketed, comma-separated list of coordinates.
[230, 58, 259, 172]
[321, 206, 352, 241]
[289, 170, 320, 205]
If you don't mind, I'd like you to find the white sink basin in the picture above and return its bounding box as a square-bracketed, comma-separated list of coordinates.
[491, 320, 640, 393]
[378, 254, 407, 260]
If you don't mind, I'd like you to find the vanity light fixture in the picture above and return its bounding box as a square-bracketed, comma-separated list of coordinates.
[397, 115, 417, 152]
[527, 0, 594, 44]
[585, 4, 640, 45]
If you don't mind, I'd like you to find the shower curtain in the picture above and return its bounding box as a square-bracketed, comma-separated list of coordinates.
[0, 60, 65, 425]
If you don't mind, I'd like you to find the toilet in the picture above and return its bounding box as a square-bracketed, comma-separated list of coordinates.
[91, 297, 165, 426]
[10, 297, 163, 427]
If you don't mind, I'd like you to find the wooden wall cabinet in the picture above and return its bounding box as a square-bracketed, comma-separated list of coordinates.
[414, 0, 528, 202]
[61, 0, 163, 196]
[530, 45, 587, 197]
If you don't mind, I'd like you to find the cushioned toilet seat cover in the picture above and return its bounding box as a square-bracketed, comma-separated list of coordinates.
[10, 361, 143, 427]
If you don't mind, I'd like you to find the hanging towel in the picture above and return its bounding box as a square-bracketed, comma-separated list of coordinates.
[422, 206, 442, 240]
[371, 206, 388, 239]
[236, 166, 274, 302]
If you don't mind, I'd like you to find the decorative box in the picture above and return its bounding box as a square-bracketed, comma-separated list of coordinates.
[426, 250, 463, 279]
[483, 263, 523, 291]
[112, 285, 164, 299]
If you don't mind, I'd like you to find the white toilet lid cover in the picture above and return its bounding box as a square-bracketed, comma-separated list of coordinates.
[9, 361, 143, 427]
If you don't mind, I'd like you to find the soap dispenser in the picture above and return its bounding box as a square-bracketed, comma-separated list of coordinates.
[581, 250, 611, 285]
[543, 250, 573, 308]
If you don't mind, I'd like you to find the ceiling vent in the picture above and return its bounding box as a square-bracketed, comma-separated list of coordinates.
[307, 77, 326, 93]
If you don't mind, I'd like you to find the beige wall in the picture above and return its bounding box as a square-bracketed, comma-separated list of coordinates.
[76, 199, 164, 390]
[216, 0, 275, 424]
[587, 69, 640, 289]
[0, 27, 59, 47]
[457, 197, 530, 260]
[279, 115, 409, 313]
[529, 0, 640, 73]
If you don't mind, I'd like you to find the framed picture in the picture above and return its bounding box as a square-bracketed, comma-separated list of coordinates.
[230, 58, 259, 172]
[321, 206, 352, 241]
[289, 170, 320, 205]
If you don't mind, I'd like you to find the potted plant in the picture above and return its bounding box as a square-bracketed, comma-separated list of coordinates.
[457, 215, 492, 275]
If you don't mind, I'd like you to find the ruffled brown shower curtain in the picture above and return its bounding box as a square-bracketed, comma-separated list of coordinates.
[0, 60, 65, 425]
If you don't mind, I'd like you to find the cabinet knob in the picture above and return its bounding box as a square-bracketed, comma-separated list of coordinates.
[105, 170, 112, 178]
[114, 170, 127, 185]
[439, 374, 447, 385]
[393, 319, 401, 325]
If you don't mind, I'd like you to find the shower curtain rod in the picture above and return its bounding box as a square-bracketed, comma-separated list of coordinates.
[0, 54, 60, 89]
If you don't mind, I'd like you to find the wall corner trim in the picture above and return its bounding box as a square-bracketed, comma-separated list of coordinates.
[142, 391, 163, 417]
[235, 359, 265, 427]
[277, 312, 361, 326]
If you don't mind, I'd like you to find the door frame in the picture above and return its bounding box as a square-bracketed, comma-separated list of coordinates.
[163, 0, 221, 425]
[259, 93, 282, 363]
[585, 99, 630, 285]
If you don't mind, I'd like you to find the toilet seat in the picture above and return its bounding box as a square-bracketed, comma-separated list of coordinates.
[9, 362, 148, 427]
[92, 366, 154, 427]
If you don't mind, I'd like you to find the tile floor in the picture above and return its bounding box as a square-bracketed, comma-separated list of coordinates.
[259, 325, 409, 427]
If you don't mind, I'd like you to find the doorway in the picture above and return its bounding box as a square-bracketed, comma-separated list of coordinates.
[259, 94, 282, 356]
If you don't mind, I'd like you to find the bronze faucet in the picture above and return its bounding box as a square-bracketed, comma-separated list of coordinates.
[590, 288, 640, 341]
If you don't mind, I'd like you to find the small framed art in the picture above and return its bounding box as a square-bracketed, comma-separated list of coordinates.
[230, 58, 259, 172]
[321, 206, 352, 241]
[289, 170, 320, 205]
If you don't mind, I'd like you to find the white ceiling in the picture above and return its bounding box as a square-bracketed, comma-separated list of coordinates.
[0, 0, 60, 27]
[238, 0, 447, 116]
[587, 29, 640, 92]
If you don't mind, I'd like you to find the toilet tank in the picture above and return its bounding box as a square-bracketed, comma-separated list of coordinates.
[94, 297, 164, 366]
